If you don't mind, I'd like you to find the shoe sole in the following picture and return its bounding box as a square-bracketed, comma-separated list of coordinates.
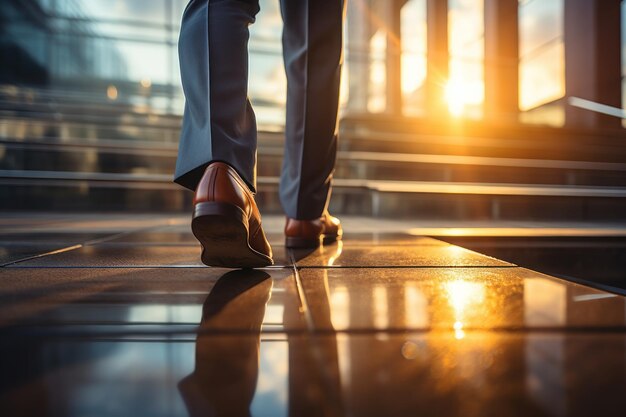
[192, 202, 273, 268]
[285, 233, 341, 249]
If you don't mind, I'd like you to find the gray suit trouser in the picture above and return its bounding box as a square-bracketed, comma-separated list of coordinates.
[174, 0, 345, 220]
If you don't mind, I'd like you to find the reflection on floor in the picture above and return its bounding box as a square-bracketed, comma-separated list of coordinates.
[1, 214, 625, 416]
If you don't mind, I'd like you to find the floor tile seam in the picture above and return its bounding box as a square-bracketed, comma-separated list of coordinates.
[0, 227, 164, 250]
[0, 321, 280, 326]
[0, 224, 173, 267]
[1, 265, 517, 270]
[71, 338, 290, 343]
[81, 222, 183, 246]
[0, 244, 84, 268]
[1, 265, 295, 269]
[295, 265, 518, 269]
[0, 337, 292, 344]
[289, 252, 317, 332]
[0, 241, 84, 246]
[329, 327, 626, 334]
[81, 242, 201, 247]
[0, 328, 307, 338]
[4, 327, 626, 339]
[521, 269, 626, 297]
[79, 242, 289, 247]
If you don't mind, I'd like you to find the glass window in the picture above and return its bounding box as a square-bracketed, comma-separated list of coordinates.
[519, 0, 565, 125]
[401, 0, 427, 117]
[447, 0, 484, 119]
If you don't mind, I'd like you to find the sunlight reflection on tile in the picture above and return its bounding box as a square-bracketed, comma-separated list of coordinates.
[525, 334, 566, 416]
[128, 304, 201, 323]
[444, 279, 486, 335]
[251, 341, 288, 417]
[330, 286, 350, 330]
[301, 268, 625, 332]
[263, 304, 285, 327]
[404, 284, 428, 328]
[373, 286, 389, 330]
[524, 278, 566, 326]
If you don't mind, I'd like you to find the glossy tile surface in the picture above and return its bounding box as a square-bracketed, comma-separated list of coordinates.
[308, 332, 626, 417]
[2, 331, 626, 417]
[0, 267, 305, 331]
[8, 244, 290, 268]
[0, 244, 56, 265]
[104, 227, 287, 247]
[0, 232, 109, 243]
[299, 267, 626, 331]
[294, 241, 513, 267]
[0, 234, 110, 265]
[1, 214, 626, 417]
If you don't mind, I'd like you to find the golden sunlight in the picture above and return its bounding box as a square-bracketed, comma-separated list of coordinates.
[444, 78, 484, 117]
[444, 279, 486, 333]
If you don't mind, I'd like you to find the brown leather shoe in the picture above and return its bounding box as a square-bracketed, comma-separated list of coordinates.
[284, 212, 343, 248]
[192, 162, 273, 268]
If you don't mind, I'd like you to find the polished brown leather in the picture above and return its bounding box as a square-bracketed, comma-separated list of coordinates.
[195, 162, 272, 258]
[285, 212, 342, 241]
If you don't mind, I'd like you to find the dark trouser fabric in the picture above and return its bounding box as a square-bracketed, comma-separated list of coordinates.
[174, 0, 344, 220]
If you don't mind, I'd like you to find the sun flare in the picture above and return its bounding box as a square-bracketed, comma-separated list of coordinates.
[444, 78, 484, 117]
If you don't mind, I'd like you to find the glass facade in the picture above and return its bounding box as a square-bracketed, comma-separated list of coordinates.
[400, 0, 427, 117]
[448, 0, 484, 119]
[1, 0, 624, 214]
[518, 0, 565, 126]
[0, 0, 621, 132]
[1, 0, 184, 113]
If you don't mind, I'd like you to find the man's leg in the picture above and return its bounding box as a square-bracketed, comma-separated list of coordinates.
[175, 0, 260, 192]
[279, 0, 346, 220]
[280, 0, 345, 248]
[176, 0, 272, 268]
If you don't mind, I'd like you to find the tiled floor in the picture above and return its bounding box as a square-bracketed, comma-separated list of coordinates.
[1, 214, 626, 416]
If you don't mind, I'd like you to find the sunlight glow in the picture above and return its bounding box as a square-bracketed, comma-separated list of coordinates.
[330, 286, 350, 330]
[453, 321, 465, 340]
[444, 279, 486, 336]
[405, 284, 428, 328]
[368, 28, 387, 113]
[445, 279, 485, 315]
[444, 78, 484, 117]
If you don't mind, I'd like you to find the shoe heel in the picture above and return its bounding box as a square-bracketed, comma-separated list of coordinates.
[193, 201, 246, 224]
[192, 202, 272, 268]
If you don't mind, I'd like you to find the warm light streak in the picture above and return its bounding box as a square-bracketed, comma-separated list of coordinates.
[405, 284, 428, 328]
[330, 287, 350, 330]
[373, 285, 389, 330]
[444, 78, 484, 117]
[445, 279, 485, 315]
[368, 29, 387, 113]
[445, 279, 485, 336]
[323, 240, 343, 266]
[355, 0, 401, 49]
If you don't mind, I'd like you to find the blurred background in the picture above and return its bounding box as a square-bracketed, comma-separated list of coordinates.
[1, 0, 626, 220]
